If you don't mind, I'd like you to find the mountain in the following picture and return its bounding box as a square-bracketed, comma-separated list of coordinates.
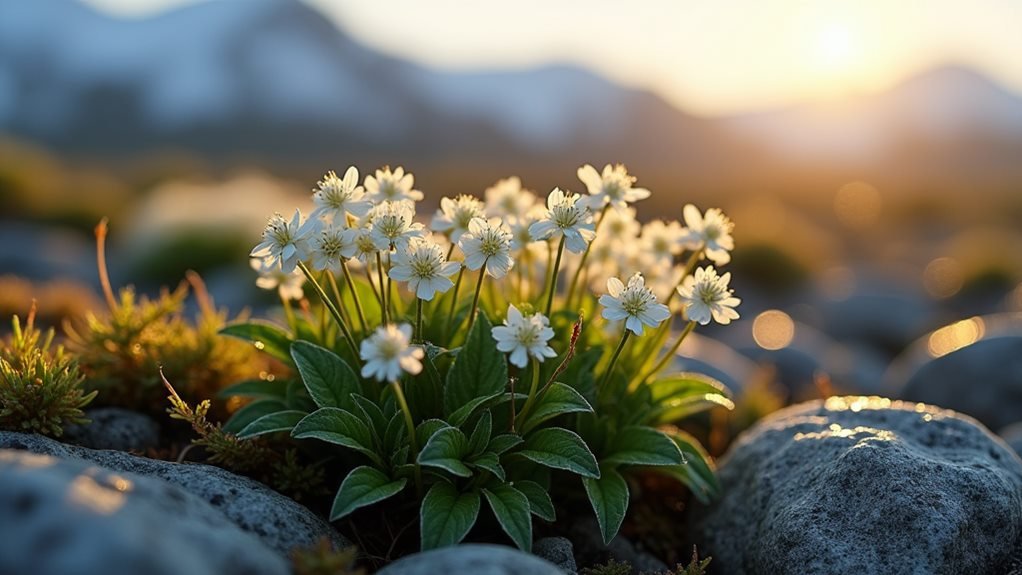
[0, 0, 727, 171]
[1, 0, 1022, 194]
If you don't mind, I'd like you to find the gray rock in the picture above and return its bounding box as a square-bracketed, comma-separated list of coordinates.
[0, 431, 346, 558]
[568, 516, 668, 574]
[1001, 422, 1022, 457]
[533, 537, 577, 574]
[0, 449, 288, 575]
[691, 396, 1022, 575]
[895, 335, 1022, 431]
[377, 544, 564, 575]
[64, 407, 161, 452]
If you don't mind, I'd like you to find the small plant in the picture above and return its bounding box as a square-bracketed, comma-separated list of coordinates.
[163, 370, 326, 501]
[222, 164, 738, 554]
[0, 305, 96, 437]
[291, 538, 364, 575]
[581, 558, 632, 575]
[67, 219, 269, 413]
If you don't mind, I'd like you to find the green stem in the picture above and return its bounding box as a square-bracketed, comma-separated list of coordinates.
[280, 293, 297, 333]
[341, 260, 368, 333]
[445, 266, 465, 338]
[514, 361, 543, 427]
[664, 245, 705, 306]
[386, 251, 396, 319]
[544, 236, 566, 317]
[565, 204, 609, 310]
[414, 298, 423, 342]
[326, 271, 353, 331]
[634, 320, 696, 390]
[465, 260, 489, 336]
[598, 329, 631, 391]
[363, 261, 383, 306]
[297, 261, 361, 368]
[376, 251, 389, 326]
[390, 380, 422, 497]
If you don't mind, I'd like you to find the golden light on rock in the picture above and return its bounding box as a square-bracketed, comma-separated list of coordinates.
[834, 181, 882, 229]
[923, 257, 964, 299]
[752, 310, 795, 350]
[67, 471, 130, 515]
[927, 317, 985, 358]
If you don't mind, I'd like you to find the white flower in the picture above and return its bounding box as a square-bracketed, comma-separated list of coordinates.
[577, 163, 650, 211]
[364, 166, 424, 204]
[459, 218, 514, 279]
[640, 220, 685, 263]
[250, 209, 320, 273]
[388, 237, 461, 301]
[485, 176, 536, 219]
[309, 224, 358, 273]
[251, 257, 305, 300]
[528, 188, 596, 254]
[680, 204, 735, 265]
[599, 273, 671, 336]
[491, 304, 557, 368]
[592, 207, 640, 247]
[676, 266, 741, 325]
[351, 226, 379, 265]
[369, 201, 424, 251]
[311, 167, 372, 222]
[431, 194, 486, 243]
[360, 323, 424, 382]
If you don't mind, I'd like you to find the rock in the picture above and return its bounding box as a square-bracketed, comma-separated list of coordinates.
[1001, 422, 1022, 457]
[0, 431, 346, 558]
[533, 537, 577, 574]
[0, 449, 288, 575]
[377, 544, 564, 575]
[63, 408, 160, 452]
[691, 396, 1022, 575]
[568, 516, 668, 574]
[894, 334, 1022, 431]
[819, 292, 933, 356]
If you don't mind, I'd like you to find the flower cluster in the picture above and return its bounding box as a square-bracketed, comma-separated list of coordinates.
[237, 162, 741, 554]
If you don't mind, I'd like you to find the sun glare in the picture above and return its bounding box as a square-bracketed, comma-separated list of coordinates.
[815, 21, 856, 72]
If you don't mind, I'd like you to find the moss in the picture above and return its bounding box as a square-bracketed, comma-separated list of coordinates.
[0, 308, 97, 437]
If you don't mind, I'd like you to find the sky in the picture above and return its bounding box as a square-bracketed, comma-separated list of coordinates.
[82, 0, 1022, 116]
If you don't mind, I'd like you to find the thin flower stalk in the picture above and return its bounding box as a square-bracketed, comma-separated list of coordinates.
[297, 261, 360, 367]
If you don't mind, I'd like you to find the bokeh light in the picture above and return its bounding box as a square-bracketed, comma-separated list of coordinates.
[922, 257, 964, 299]
[752, 310, 796, 350]
[927, 317, 986, 358]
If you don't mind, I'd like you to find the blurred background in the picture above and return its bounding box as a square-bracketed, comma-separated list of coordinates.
[2, 0, 1021, 438]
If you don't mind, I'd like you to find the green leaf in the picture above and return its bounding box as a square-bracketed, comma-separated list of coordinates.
[583, 466, 629, 544]
[603, 426, 684, 467]
[236, 410, 307, 439]
[560, 346, 602, 401]
[487, 433, 524, 455]
[284, 378, 317, 412]
[330, 466, 407, 520]
[447, 393, 500, 427]
[648, 372, 731, 403]
[653, 429, 720, 504]
[518, 428, 599, 478]
[407, 352, 444, 420]
[352, 394, 387, 442]
[384, 410, 407, 453]
[514, 480, 555, 521]
[444, 314, 508, 415]
[469, 452, 505, 481]
[482, 484, 533, 552]
[416, 418, 449, 447]
[520, 382, 594, 433]
[220, 321, 293, 363]
[222, 399, 288, 434]
[418, 426, 472, 477]
[420, 483, 480, 550]
[216, 378, 287, 400]
[291, 407, 381, 465]
[467, 411, 492, 455]
[291, 341, 361, 411]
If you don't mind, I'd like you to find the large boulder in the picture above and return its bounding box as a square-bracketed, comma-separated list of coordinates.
[691, 396, 1022, 575]
[376, 544, 564, 575]
[894, 334, 1022, 431]
[63, 407, 161, 452]
[0, 449, 288, 575]
[0, 431, 346, 557]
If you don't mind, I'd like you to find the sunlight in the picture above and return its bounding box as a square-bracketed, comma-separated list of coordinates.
[816, 22, 856, 72]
